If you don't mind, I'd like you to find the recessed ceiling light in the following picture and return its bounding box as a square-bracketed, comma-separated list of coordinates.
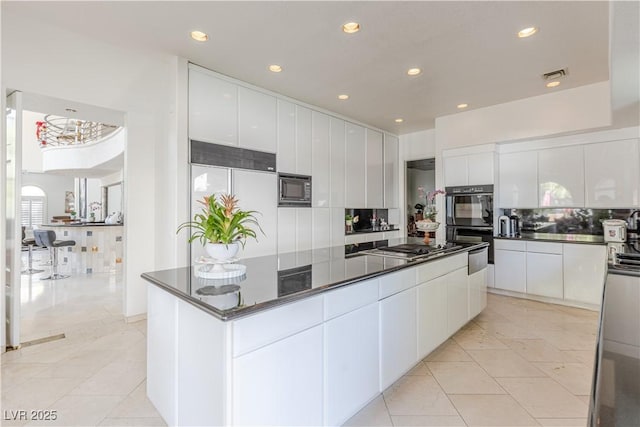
[268, 64, 282, 73]
[546, 81, 560, 88]
[395, 118, 404, 123]
[457, 103, 468, 109]
[338, 94, 349, 100]
[342, 22, 360, 34]
[190, 30, 209, 42]
[518, 27, 538, 38]
[407, 68, 422, 76]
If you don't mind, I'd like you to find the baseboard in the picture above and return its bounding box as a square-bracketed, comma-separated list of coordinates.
[487, 288, 600, 311]
[125, 313, 147, 323]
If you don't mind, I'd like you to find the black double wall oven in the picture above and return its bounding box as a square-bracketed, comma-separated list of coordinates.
[445, 185, 494, 263]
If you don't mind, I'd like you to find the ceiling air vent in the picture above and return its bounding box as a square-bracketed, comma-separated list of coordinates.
[542, 68, 568, 80]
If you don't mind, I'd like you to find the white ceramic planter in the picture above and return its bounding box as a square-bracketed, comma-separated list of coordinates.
[205, 242, 240, 261]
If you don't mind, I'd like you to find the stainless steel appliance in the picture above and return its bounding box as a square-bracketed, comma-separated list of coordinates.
[498, 215, 510, 237]
[445, 185, 494, 227]
[278, 173, 312, 207]
[603, 219, 627, 243]
[446, 185, 494, 263]
[360, 242, 464, 261]
[509, 215, 521, 237]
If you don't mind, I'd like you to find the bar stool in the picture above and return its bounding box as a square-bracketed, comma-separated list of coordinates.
[33, 230, 76, 280]
[21, 236, 44, 275]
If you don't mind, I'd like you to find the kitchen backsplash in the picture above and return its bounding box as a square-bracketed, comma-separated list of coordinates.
[346, 208, 390, 232]
[501, 208, 639, 235]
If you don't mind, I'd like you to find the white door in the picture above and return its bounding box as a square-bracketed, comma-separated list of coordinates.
[4, 91, 23, 350]
[345, 123, 366, 207]
[365, 129, 383, 208]
[417, 277, 447, 358]
[190, 165, 230, 261]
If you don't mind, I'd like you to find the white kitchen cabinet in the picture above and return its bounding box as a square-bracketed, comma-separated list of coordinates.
[417, 276, 448, 358]
[538, 145, 584, 207]
[487, 264, 495, 288]
[296, 208, 312, 251]
[312, 208, 331, 250]
[563, 243, 607, 305]
[345, 123, 366, 208]
[585, 139, 640, 208]
[330, 208, 345, 247]
[526, 252, 563, 299]
[380, 287, 417, 390]
[444, 153, 494, 187]
[325, 303, 379, 426]
[277, 99, 296, 173]
[384, 134, 399, 209]
[234, 170, 277, 258]
[468, 152, 495, 185]
[494, 240, 527, 293]
[296, 106, 313, 175]
[329, 118, 346, 208]
[469, 268, 487, 319]
[233, 325, 323, 426]
[366, 129, 384, 208]
[603, 273, 640, 349]
[444, 155, 468, 187]
[277, 208, 297, 253]
[498, 151, 538, 208]
[312, 112, 330, 207]
[188, 67, 238, 146]
[447, 268, 469, 336]
[238, 87, 277, 152]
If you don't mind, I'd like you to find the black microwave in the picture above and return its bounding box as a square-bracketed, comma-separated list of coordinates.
[278, 173, 312, 207]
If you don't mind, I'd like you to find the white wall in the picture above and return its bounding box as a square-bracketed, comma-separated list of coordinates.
[3, 16, 175, 318]
[21, 172, 75, 220]
[435, 81, 612, 149]
[21, 110, 44, 173]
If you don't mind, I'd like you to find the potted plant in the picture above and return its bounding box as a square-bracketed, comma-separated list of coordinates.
[177, 193, 262, 261]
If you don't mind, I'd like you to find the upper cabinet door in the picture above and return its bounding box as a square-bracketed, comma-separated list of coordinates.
[345, 123, 366, 208]
[383, 134, 399, 209]
[296, 106, 312, 175]
[443, 156, 468, 187]
[585, 139, 640, 208]
[311, 112, 330, 207]
[467, 152, 494, 185]
[277, 100, 296, 173]
[538, 146, 584, 208]
[329, 118, 345, 208]
[366, 129, 384, 208]
[189, 68, 238, 146]
[238, 87, 277, 153]
[498, 152, 538, 208]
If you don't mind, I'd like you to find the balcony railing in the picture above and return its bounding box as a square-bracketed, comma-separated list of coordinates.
[37, 115, 119, 148]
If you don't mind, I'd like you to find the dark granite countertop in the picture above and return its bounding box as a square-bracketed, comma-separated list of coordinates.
[495, 233, 605, 245]
[41, 222, 123, 227]
[142, 238, 488, 321]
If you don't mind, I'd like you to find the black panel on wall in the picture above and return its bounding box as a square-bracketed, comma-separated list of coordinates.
[190, 140, 276, 173]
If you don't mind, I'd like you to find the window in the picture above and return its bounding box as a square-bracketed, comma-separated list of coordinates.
[21, 186, 46, 228]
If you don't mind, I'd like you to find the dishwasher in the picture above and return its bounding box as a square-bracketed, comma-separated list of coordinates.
[468, 247, 488, 275]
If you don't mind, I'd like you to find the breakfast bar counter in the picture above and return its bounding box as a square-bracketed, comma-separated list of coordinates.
[142, 239, 488, 426]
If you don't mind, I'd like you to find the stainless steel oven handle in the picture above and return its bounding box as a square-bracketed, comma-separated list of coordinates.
[449, 226, 494, 231]
[468, 247, 488, 274]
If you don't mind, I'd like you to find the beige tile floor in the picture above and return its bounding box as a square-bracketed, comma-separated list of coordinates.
[345, 293, 598, 427]
[2, 252, 165, 426]
[4, 257, 598, 427]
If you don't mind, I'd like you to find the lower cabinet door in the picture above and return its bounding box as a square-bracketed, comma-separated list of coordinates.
[468, 268, 487, 320]
[380, 287, 417, 390]
[417, 277, 448, 359]
[233, 325, 323, 426]
[526, 252, 563, 298]
[447, 268, 470, 336]
[494, 249, 526, 293]
[325, 303, 379, 426]
[563, 244, 607, 305]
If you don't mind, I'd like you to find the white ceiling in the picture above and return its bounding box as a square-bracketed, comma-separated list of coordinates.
[3, 1, 613, 134]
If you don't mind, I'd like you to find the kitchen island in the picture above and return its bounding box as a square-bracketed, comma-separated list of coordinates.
[40, 222, 123, 274]
[142, 238, 488, 426]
